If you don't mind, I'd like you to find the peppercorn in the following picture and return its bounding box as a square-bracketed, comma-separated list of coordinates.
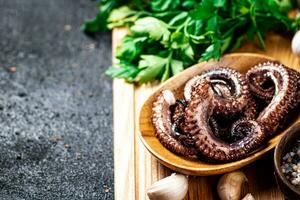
[281, 143, 300, 187]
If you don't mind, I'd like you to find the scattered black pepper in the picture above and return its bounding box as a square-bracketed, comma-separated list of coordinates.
[17, 92, 27, 98]
[16, 154, 22, 160]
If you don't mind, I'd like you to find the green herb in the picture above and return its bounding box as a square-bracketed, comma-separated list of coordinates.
[83, 0, 300, 84]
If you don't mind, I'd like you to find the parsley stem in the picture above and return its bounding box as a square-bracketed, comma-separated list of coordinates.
[249, 2, 266, 49]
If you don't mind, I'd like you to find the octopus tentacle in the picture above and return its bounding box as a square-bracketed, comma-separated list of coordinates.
[288, 68, 300, 89]
[152, 90, 198, 156]
[184, 67, 250, 115]
[288, 68, 300, 106]
[209, 117, 228, 139]
[210, 79, 232, 98]
[171, 100, 186, 126]
[246, 63, 300, 103]
[210, 97, 258, 142]
[246, 71, 276, 102]
[249, 62, 299, 134]
[184, 79, 265, 161]
[243, 97, 258, 119]
[171, 100, 196, 147]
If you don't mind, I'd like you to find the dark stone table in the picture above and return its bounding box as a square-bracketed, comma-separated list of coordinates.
[0, 1, 113, 199]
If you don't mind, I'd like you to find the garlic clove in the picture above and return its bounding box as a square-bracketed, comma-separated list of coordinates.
[292, 30, 300, 56]
[242, 193, 255, 200]
[147, 173, 188, 200]
[217, 171, 248, 200]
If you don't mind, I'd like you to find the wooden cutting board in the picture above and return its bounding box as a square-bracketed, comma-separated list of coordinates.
[113, 28, 300, 200]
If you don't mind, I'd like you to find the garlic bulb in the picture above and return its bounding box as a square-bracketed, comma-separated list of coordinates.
[147, 173, 188, 200]
[242, 193, 255, 200]
[292, 30, 300, 56]
[217, 171, 248, 200]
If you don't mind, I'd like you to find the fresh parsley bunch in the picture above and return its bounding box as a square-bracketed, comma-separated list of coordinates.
[82, 0, 300, 84]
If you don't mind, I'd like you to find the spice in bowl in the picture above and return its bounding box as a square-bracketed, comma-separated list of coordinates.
[281, 140, 300, 187]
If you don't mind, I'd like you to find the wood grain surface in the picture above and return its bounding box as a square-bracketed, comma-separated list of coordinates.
[113, 28, 300, 200]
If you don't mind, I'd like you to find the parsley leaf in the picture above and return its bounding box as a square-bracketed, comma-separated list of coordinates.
[83, 0, 299, 84]
[189, 0, 215, 20]
[136, 55, 168, 83]
[150, 0, 181, 12]
[130, 17, 170, 45]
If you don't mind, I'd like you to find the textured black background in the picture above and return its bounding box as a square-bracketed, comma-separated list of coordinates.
[0, 0, 113, 199]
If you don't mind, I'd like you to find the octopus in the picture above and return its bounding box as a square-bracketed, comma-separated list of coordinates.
[151, 62, 300, 162]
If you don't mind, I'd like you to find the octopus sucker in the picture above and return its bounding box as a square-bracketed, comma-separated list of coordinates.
[151, 62, 300, 162]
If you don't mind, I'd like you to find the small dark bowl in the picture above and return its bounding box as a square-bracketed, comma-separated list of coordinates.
[274, 122, 300, 200]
